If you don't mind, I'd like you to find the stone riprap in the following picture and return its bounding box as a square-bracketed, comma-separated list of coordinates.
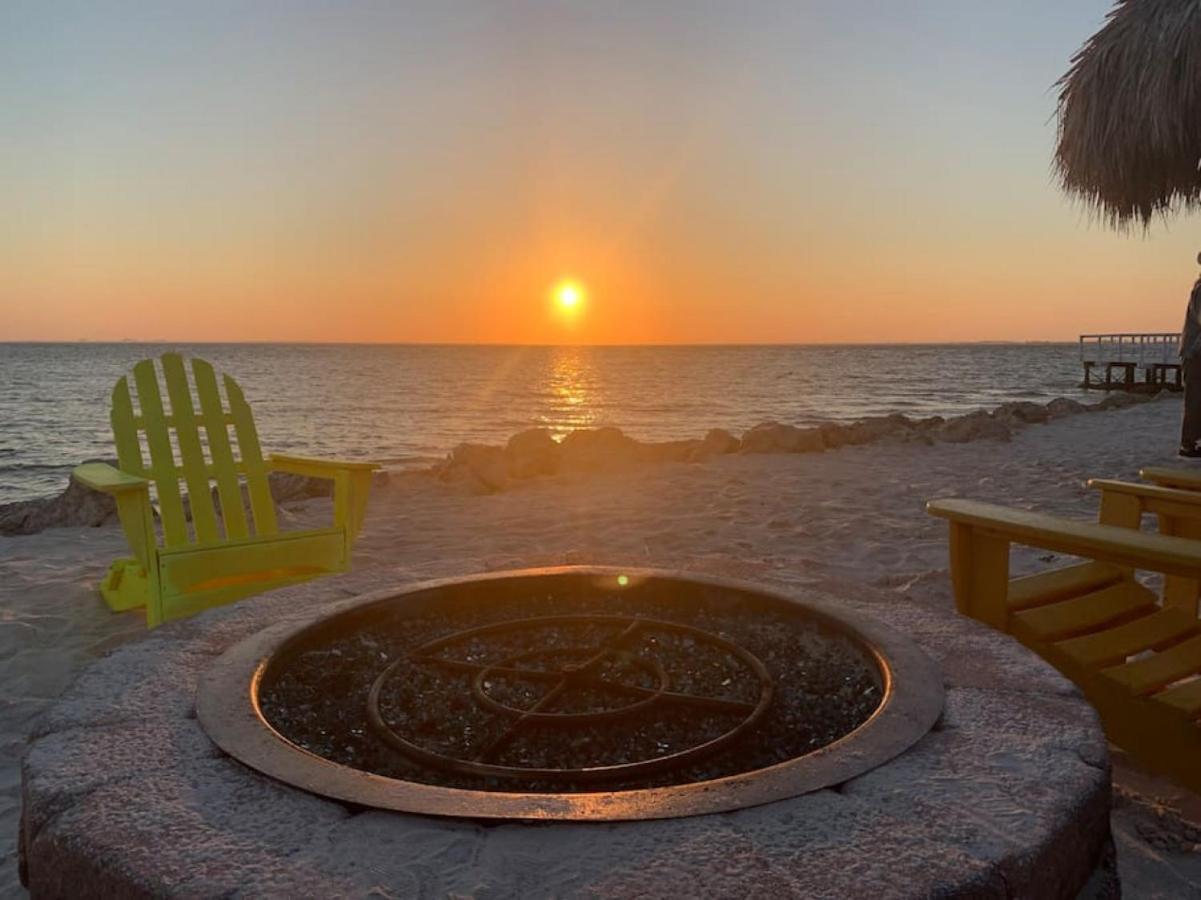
[19, 572, 1117, 898]
[435, 391, 1160, 494]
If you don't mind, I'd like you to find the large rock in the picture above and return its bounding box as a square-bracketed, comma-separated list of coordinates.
[936, 410, 1011, 444]
[1046, 397, 1087, 418]
[996, 401, 1050, 425]
[0, 464, 118, 536]
[1094, 392, 1146, 411]
[739, 422, 825, 454]
[637, 440, 703, 464]
[558, 427, 641, 472]
[268, 472, 333, 503]
[909, 415, 946, 445]
[205, 472, 337, 521]
[698, 428, 740, 456]
[442, 443, 510, 493]
[505, 429, 561, 478]
[821, 414, 915, 448]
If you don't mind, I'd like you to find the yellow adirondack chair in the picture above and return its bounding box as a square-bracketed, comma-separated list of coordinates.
[927, 494, 1201, 792]
[75, 353, 379, 628]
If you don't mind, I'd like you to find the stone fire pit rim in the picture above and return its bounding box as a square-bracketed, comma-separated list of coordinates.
[196, 565, 945, 822]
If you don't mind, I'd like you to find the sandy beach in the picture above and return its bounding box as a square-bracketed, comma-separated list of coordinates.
[4, 394, 1201, 896]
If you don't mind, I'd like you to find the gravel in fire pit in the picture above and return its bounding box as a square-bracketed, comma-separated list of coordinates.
[259, 586, 882, 792]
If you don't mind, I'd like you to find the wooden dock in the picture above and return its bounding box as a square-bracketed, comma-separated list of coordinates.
[1080, 333, 1182, 391]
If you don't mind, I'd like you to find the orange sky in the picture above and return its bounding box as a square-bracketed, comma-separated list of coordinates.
[4, 2, 1198, 344]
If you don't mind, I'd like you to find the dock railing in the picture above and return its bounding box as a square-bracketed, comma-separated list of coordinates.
[1079, 332, 1183, 390]
[1079, 333, 1179, 366]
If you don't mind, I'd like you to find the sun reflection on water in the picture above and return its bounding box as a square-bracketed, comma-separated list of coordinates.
[541, 347, 603, 437]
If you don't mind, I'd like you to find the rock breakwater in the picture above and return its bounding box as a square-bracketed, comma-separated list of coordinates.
[433, 390, 1163, 494]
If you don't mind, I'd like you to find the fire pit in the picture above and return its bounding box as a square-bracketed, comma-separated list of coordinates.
[198, 569, 941, 819]
[20, 567, 1118, 897]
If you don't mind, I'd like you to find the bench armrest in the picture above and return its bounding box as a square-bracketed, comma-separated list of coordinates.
[72, 462, 149, 495]
[268, 454, 380, 479]
[1087, 479, 1201, 548]
[928, 498, 1201, 628]
[1089, 479, 1201, 507]
[927, 498, 1201, 577]
[1141, 467, 1201, 492]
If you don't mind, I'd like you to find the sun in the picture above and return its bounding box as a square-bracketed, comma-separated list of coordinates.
[550, 279, 586, 319]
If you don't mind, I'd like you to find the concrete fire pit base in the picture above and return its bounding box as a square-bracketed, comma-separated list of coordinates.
[20, 570, 1117, 898]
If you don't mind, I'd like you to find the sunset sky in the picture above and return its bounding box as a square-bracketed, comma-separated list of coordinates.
[5, 1, 1200, 344]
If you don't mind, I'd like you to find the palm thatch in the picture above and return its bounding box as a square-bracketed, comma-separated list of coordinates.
[1056, 0, 1201, 228]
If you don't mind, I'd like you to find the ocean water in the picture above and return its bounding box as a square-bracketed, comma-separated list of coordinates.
[0, 342, 1091, 504]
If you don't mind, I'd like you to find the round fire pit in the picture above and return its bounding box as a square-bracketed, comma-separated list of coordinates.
[20, 567, 1118, 898]
[198, 570, 941, 819]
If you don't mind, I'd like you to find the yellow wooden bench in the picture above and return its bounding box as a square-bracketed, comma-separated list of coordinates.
[927, 496, 1201, 791]
[1142, 466, 1201, 493]
[76, 353, 379, 628]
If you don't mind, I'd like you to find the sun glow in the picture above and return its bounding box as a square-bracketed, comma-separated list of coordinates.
[552, 280, 586, 318]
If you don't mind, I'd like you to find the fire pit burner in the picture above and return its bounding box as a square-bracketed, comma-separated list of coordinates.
[198, 568, 946, 820]
[366, 615, 774, 782]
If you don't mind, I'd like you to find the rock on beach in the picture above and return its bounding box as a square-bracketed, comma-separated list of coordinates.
[433, 391, 1164, 494]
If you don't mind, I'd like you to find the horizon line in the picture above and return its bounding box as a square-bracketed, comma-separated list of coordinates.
[0, 338, 1099, 348]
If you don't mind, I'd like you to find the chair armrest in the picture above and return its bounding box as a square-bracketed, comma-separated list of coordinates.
[269, 454, 379, 540]
[1141, 467, 1201, 492]
[926, 498, 1201, 578]
[1089, 478, 1201, 522]
[73, 462, 156, 572]
[268, 454, 380, 479]
[73, 462, 149, 495]
[1088, 479, 1201, 507]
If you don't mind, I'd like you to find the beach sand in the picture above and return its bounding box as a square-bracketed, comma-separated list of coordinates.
[4, 395, 1201, 896]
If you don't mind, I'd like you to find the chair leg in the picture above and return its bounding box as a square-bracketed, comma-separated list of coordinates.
[99, 558, 149, 612]
[948, 524, 1010, 629]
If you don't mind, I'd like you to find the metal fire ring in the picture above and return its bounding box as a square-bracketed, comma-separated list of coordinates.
[365, 614, 774, 783]
[197, 567, 945, 822]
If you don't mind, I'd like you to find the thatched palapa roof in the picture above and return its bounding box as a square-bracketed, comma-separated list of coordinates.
[1056, 0, 1201, 228]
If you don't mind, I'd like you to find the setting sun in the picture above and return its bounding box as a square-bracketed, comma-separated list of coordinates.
[551, 280, 586, 318]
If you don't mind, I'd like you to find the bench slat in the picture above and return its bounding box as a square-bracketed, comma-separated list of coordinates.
[1055, 608, 1200, 668]
[1104, 632, 1201, 695]
[1012, 582, 1157, 642]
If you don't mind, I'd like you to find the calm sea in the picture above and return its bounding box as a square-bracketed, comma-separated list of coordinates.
[0, 342, 1091, 504]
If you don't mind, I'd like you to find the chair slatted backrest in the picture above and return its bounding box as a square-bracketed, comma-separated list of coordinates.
[110, 353, 278, 549]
